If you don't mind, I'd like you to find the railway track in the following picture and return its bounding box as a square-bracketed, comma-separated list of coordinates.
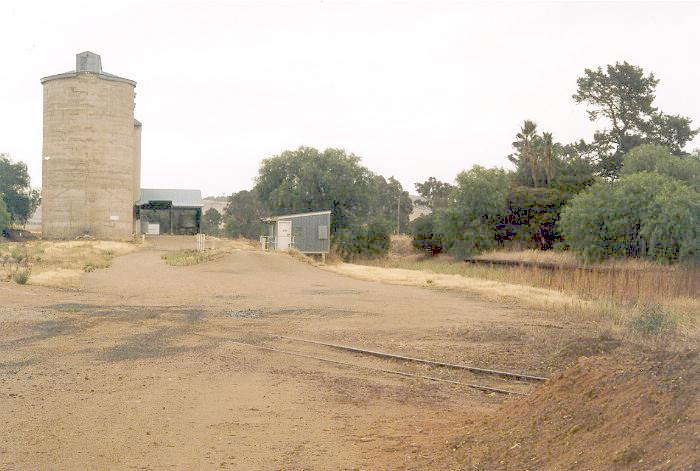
[225, 334, 548, 397]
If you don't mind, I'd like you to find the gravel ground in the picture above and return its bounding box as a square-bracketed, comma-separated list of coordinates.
[0, 236, 604, 470]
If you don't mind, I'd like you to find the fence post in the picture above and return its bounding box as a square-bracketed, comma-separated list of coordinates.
[196, 233, 205, 252]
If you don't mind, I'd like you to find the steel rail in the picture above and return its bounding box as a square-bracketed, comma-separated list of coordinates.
[227, 339, 525, 396]
[271, 334, 548, 382]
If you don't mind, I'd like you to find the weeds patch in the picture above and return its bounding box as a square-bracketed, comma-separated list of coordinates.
[12, 268, 31, 284]
[162, 249, 217, 266]
[629, 305, 677, 336]
[0, 240, 136, 287]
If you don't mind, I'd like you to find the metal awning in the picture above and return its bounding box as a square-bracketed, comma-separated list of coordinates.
[137, 189, 203, 208]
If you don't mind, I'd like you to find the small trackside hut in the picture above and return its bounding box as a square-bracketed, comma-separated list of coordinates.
[261, 210, 331, 259]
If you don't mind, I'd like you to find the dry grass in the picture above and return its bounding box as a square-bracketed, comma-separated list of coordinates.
[360, 254, 698, 306]
[472, 248, 674, 272]
[325, 255, 699, 341]
[286, 248, 321, 266]
[160, 237, 257, 266]
[473, 249, 581, 266]
[205, 237, 257, 251]
[0, 240, 137, 288]
[162, 249, 218, 266]
[389, 234, 416, 257]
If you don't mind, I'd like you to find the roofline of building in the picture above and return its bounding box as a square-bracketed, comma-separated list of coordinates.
[261, 210, 332, 222]
[40, 71, 137, 87]
[136, 202, 204, 208]
[140, 188, 202, 192]
[137, 189, 204, 208]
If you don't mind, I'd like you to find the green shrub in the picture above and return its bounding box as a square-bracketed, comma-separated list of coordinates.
[436, 166, 509, 259]
[0, 197, 10, 234]
[333, 220, 392, 261]
[622, 144, 700, 191]
[12, 268, 30, 285]
[629, 305, 677, 336]
[411, 214, 442, 256]
[83, 259, 111, 272]
[507, 186, 567, 250]
[560, 172, 697, 262]
[640, 185, 700, 263]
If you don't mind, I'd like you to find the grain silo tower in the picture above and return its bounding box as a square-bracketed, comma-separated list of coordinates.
[41, 51, 142, 240]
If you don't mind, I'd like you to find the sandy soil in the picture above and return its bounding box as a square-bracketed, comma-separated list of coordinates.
[0, 236, 689, 469]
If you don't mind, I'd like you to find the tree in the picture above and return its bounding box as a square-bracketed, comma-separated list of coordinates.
[223, 190, 266, 239]
[640, 185, 699, 263]
[0, 154, 40, 225]
[0, 197, 10, 234]
[542, 132, 554, 187]
[201, 208, 222, 236]
[553, 140, 597, 193]
[334, 220, 392, 261]
[559, 172, 697, 262]
[410, 213, 442, 256]
[507, 186, 567, 250]
[414, 177, 453, 210]
[255, 147, 373, 234]
[435, 166, 509, 258]
[509, 120, 540, 187]
[573, 62, 698, 178]
[621, 144, 700, 191]
[649, 113, 698, 155]
[370, 175, 413, 234]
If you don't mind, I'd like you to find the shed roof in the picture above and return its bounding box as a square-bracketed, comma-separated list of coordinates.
[138, 189, 203, 208]
[262, 210, 331, 223]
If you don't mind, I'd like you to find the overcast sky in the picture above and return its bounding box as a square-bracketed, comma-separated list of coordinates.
[2, 1, 699, 197]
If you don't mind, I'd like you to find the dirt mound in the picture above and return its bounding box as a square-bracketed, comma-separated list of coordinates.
[442, 350, 699, 470]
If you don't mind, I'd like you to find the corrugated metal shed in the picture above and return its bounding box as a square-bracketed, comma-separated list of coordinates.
[263, 210, 331, 254]
[137, 189, 203, 208]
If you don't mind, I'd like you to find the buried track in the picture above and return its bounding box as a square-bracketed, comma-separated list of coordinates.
[227, 339, 525, 396]
[221, 334, 548, 396]
[271, 334, 548, 382]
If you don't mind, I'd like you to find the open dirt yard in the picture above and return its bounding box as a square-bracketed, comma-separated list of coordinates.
[1, 237, 697, 469]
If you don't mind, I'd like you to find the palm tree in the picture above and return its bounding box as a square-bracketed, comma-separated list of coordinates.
[542, 132, 554, 187]
[516, 120, 539, 187]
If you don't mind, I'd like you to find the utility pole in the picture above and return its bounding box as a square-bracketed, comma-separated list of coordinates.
[396, 194, 401, 235]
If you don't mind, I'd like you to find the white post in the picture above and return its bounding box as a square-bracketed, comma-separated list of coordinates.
[196, 233, 206, 251]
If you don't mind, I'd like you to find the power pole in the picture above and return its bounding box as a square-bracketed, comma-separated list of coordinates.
[396, 195, 401, 235]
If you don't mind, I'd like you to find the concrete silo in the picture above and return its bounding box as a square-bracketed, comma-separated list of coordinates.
[41, 51, 142, 240]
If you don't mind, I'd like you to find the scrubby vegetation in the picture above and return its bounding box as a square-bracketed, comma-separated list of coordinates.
[333, 220, 392, 261]
[12, 267, 31, 284]
[560, 168, 699, 262]
[410, 61, 699, 264]
[161, 249, 217, 266]
[0, 241, 136, 287]
[0, 198, 10, 234]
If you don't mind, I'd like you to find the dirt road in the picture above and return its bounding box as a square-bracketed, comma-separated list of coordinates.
[0, 237, 599, 469]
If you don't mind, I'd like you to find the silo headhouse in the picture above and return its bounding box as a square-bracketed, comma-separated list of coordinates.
[41, 52, 142, 240]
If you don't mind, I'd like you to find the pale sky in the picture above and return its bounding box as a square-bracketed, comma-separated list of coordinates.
[2, 1, 699, 197]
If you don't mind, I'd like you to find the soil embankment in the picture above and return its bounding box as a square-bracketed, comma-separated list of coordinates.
[440, 350, 699, 469]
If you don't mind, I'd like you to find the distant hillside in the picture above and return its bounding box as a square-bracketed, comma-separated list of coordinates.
[202, 199, 227, 215]
[203, 196, 229, 202]
[409, 195, 431, 221]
